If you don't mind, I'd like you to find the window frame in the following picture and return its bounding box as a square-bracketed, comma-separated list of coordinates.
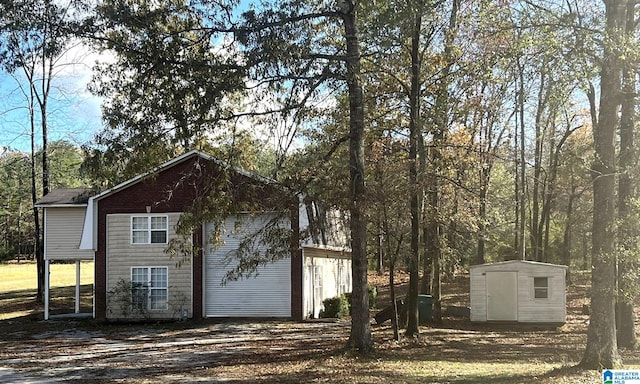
[131, 266, 169, 311]
[533, 276, 549, 299]
[131, 215, 168, 245]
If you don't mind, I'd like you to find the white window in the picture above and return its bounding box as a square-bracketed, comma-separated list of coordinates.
[534, 277, 549, 299]
[338, 260, 350, 294]
[131, 267, 168, 310]
[131, 216, 168, 244]
[313, 265, 323, 308]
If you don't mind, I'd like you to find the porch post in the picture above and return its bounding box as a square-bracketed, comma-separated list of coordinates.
[75, 260, 81, 314]
[44, 259, 50, 320]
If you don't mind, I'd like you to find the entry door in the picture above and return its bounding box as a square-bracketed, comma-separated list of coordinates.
[486, 271, 518, 321]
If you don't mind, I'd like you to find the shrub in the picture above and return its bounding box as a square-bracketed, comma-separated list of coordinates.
[368, 285, 377, 308]
[0, 247, 16, 263]
[320, 294, 350, 318]
[344, 285, 377, 312]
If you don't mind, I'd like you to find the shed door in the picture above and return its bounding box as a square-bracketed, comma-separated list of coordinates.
[486, 271, 517, 321]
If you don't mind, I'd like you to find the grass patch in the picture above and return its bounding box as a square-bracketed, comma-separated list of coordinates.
[0, 261, 93, 320]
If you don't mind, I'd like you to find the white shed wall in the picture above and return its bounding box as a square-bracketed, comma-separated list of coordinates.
[44, 207, 94, 261]
[470, 261, 567, 323]
[203, 214, 292, 318]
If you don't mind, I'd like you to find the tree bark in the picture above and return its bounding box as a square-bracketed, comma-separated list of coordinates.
[515, 56, 527, 261]
[580, 0, 625, 369]
[29, 92, 43, 304]
[561, 183, 576, 284]
[615, 0, 637, 349]
[405, 6, 423, 338]
[342, 0, 372, 354]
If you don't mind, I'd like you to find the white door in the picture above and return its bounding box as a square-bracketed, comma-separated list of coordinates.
[486, 271, 518, 321]
[203, 214, 291, 317]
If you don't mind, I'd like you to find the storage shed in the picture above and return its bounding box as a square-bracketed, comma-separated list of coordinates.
[470, 260, 567, 324]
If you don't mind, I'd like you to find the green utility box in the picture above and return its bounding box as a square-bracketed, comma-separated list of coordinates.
[418, 294, 433, 324]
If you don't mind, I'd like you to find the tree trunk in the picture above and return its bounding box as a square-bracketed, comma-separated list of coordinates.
[342, 0, 372, 354]
[580, 0, 625, 369]
[405, 7, 423, 338]
[30, 103, 43, 304]
[427, 0, 458, 325]
[615, 0, 637, 349]
[389, 250, 400, 342]
[476, 171, 488, 264]
[531, 70, 546, 262]
[561, 185, 576, 284]
[516, 56, 527, 261]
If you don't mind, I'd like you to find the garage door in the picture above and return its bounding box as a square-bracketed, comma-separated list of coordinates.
[204, 214, 291, 317]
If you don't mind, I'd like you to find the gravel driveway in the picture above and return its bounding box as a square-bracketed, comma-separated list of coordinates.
[0, 318, 349, 383]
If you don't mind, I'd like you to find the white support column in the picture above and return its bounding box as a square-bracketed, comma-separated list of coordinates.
[44, 259, 50, 320]
[75, 260, 81, 314]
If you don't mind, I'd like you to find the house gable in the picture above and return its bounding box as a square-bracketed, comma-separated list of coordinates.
[92, 151, 299, 320]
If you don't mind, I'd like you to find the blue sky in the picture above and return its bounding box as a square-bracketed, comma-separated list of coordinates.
[0, 53, 103, 154]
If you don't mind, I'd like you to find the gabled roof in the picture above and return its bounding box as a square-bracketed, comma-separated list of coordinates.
[34, 188, 96, 207]
[87, 150, 280, 203]
[79, 150, 282, 250]
[470, 259, 568, 270]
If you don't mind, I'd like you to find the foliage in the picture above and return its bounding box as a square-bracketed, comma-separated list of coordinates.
[0, 247, 15, 262]
[0, 142, 87, 261]
[320, 294, 350, 318]
[85, 0, 249, 182]
[220, 215, 293, 285]
[344, 285, 377, 311]
[106, 278, 151, 319]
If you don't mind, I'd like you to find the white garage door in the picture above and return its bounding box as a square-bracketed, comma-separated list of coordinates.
[204, 214, 291, 317]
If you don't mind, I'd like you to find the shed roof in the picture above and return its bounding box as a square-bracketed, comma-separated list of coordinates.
[34, 188, 96, 207]
[470, 259, 568, 271]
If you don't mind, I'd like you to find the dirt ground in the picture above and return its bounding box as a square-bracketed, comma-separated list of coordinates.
[0, 272, 637, 383]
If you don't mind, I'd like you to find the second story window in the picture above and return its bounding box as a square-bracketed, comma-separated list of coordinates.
[132, 216, 168, 244]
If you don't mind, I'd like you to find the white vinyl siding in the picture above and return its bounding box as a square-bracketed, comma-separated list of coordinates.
[470, 260, 566, 323]
[203, 214, 291, 318]
[106, 213, 191, 320]
[302, 247, 352, 319]
[43, 207, 94, 261]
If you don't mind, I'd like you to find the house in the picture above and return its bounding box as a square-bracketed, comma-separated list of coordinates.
[469, 260, 567, 324]
[36, 150, 351, 321]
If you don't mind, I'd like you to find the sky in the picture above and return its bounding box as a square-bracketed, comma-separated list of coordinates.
[0, 0, 254, 156]
[0, 42, 105, 154]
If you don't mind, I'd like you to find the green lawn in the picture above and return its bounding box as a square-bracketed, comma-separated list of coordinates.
[0, 261, 93, 319]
